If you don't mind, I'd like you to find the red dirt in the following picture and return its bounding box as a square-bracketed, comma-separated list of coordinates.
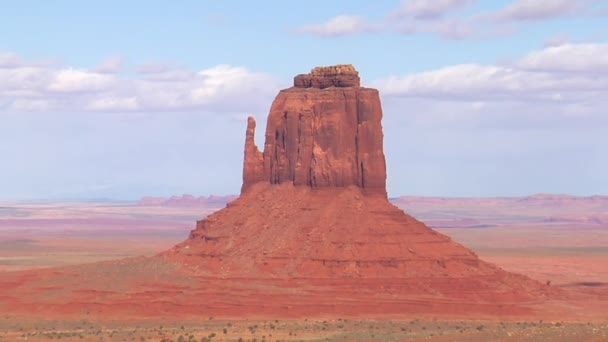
[164, 184, 554, 295]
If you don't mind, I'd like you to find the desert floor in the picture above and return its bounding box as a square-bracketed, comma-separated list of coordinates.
[1, 317, 607, 341]
[0, 199, 606, 341]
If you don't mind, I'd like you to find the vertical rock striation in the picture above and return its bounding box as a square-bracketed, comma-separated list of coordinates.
[242, 64, 387, 196]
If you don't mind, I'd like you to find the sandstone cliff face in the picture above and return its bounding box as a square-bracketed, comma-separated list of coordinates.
[242, 64, 387, 196]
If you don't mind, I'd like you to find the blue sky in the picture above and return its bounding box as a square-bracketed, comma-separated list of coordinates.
[1, 0, 607, 199]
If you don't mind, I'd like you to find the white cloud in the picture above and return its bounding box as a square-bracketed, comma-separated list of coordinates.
[423, 19, 475, 39]
[296, 15, 377, 37]
[10, 99, 51, 111]
[47, 68, 116, 93]
[135, 62, 172, 74]
[495, 0, 582, 21]
[392, 0, 476, 19]
[471, 101, 486, 110]
[94, 56, 125, 74]
[0, 52, 23, 68]
[373, 43, 608, 106]
[0, 52, 282, 113]
[86, 97, 138, 111]
[296, 1, 601, 41]
[297, 13, 483, 40]
[376, 64, 529, 99]
[0, 66, 50, 93]
[518, 43, 608, 73]
[544, 33, 571, 47]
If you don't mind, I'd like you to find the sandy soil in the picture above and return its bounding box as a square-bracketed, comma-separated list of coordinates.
[1, 318, 607, 341]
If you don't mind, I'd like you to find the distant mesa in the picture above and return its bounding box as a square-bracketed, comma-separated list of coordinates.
[138, 194, 236, 207]
[543, 215, 608, 225]
[518, 193, 608, 205]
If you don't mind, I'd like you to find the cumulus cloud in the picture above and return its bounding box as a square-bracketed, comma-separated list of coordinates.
[392, 0, 476, 19]
[293, 2, 503, 40]
[296, 1, 602, 40]
[93, 56, 125, 74]
[372, 43, 608, 106]
[294, 1, 483, 40]
[136, 62, 172, 74]
[0, 52, 282, 113]
[297, 13, 483, 40]
[48, 68, 116, 93]
[517, 43, 608, 72]
[376, 64, 552, 101]
[544, 33, 571, 47]
[0, 52, 23, 68]
[374, 41, 608, 195]
[494, 0, 585, 21]
[394, 0, 599, 39]
[295, 15, 379, 37]
[422, 19, 476, 39]
[86, 97, 138, 111]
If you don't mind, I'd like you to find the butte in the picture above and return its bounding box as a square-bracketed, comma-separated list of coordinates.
[0, 65, 564, 320]
[161, 64, 555, 316]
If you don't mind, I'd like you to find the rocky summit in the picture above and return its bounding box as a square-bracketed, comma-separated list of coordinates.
[243, 64, 386, 195]
[293, 64, 360, 88]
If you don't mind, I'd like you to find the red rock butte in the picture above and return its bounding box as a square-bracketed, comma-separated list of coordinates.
[0, 64, 570, 321]
[243, 64, 386, 195]
[164, 64, 556, 310]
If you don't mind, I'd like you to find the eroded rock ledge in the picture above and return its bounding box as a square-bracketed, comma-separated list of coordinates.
[293, 64, 360, 89]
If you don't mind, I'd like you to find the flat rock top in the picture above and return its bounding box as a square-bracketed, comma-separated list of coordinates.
[310, 64, 358, 76]
[294, 64, 360, 89]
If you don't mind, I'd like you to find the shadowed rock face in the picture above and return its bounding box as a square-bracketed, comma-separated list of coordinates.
[242, 64, 387, 196]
